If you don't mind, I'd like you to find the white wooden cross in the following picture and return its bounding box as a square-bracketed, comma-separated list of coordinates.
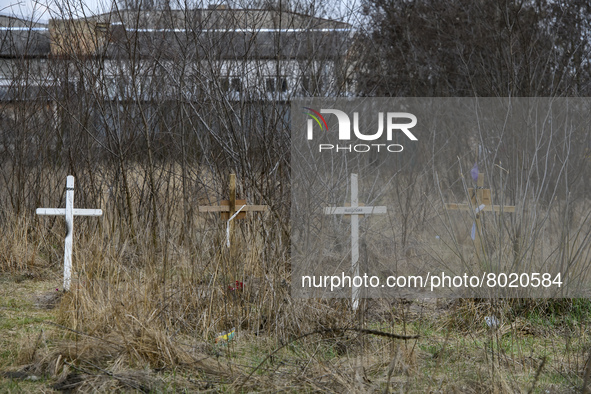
[324, 173, 387, 310]
[36, 175, 103, 291]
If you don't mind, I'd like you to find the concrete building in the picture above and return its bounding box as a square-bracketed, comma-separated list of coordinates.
[0, 7, 351, 102]
[0, 8, 351, 153]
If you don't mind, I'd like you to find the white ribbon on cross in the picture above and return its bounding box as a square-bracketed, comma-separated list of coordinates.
[227, 205, 246, 248]
[470, 204, 486, 240]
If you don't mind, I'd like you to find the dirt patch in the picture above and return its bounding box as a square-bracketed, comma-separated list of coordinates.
[33, 291, 63, 310]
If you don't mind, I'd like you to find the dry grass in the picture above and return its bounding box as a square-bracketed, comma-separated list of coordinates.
[1, 173, 591, 392]
[2, 266, 590, 393]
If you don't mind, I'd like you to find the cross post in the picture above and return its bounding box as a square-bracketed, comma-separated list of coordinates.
[324, 173, 387, 310]
[198, 173, 268, 248]
[445, 172, 515, 259]
[36, 175, 103, 291]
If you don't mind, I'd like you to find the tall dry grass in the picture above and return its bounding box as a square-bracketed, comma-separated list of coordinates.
[2, 161, 590, 392]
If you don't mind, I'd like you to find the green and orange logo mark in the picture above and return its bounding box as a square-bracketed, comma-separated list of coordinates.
[303, 107, 328, 132]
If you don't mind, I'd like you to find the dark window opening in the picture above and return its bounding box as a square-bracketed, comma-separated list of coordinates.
[231, 78, 241, 92]
[279, 77, 288, 92]
[219, 77, 229, 92]
[266, 78, 275, 92]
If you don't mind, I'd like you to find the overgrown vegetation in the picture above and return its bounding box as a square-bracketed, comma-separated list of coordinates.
[1, 0, 590, 392]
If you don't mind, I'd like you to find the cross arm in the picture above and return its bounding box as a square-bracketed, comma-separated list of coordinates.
[324, 206, 387, 215]
[198, 205, 268, 213]
[445, 203, 515, 213]
[37, 208, 103, 216]
[37, 208, 65, 215]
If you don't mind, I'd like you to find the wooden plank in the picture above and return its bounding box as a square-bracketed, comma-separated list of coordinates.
[37, 208, 66, 215]
[241, 205, 268, 212]
[199, 203, 268, 213]
[198, 205, 230, 212]
[223, 197, 246, 220]
[37, 208, 103, 216]
[351, 174, 359, 311]
[482, 189, 492, 206]
[445, 203, 516, 213]
[474, 173, 485, 260]
[228, 174, 236, 220]
[73, 208, 103, 216]
[344, 202, 364, 218]
[324, 206, 387, 215]
[64, 176, 74, 291]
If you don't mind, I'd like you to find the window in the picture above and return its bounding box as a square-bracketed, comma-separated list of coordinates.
[266, 77, 288, 93]
[265, 78, 275, 92]
[301, 76, 310, 93]
[219, 77, 229, 92]
[301, 75, 324, 94]
[230, 78, 241, 92]
[279, 77, 288, 92]
[105, 76, 117, 98]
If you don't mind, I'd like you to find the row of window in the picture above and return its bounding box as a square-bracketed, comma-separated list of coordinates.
[217, 76, 322, 93]
[99, 75, 327, 98]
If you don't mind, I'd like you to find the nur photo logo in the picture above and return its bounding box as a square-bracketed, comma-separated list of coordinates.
[303, 107, 418, 152]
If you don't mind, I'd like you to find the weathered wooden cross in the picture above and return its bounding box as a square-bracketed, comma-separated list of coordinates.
[445, 172, 515, 259]
[198, 174, 268, 247]
[36, 175, 103, 291]
[324, 173, 387, 311]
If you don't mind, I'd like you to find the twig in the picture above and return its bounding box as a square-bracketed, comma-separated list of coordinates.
[527, 356, 546, 394]
[81, 360, 151, 393]
[44, 321, 124, 350]
[236, 327, 419, 392]
[29, 329, 44, 362]
[583, 350, 591, 394]
[383, 344, 400, 394]
[61, 360, 149, 393]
